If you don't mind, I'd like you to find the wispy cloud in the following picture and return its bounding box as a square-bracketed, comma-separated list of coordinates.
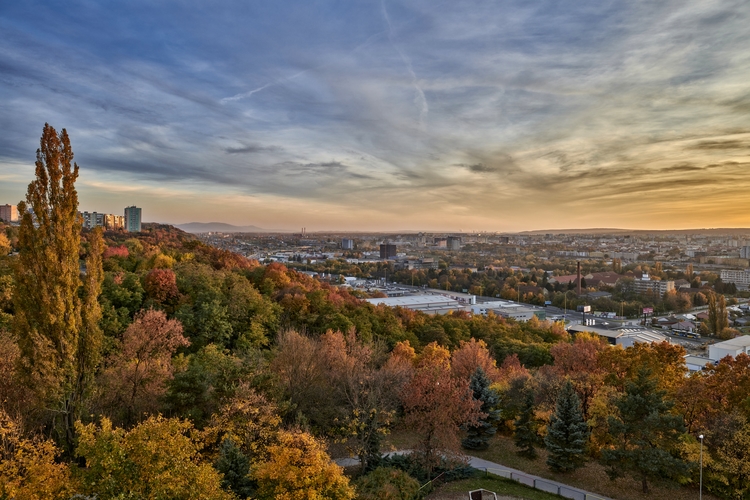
[1, 0, 749, 230]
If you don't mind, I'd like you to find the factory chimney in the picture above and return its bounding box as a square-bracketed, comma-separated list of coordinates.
[577, 261, 582, 296]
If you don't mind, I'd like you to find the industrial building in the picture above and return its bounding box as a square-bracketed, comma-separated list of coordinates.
[365, 295, 469, 315]
[568, 324, 670, 348]
[708, 335, 750, 361]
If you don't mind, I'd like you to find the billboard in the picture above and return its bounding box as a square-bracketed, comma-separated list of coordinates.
[642, 307, 654, 315]
[577, 305, 591, 313]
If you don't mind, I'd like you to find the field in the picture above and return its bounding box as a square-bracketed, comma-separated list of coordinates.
[384, 431, 719, 500]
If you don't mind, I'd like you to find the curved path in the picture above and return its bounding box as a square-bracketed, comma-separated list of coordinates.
[334, 452, 612, 500]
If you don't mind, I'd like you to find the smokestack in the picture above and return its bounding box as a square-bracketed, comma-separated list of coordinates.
[577, 261, 582, 296]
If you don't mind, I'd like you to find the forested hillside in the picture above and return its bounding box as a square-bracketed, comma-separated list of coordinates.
[1, 127, 749, 499]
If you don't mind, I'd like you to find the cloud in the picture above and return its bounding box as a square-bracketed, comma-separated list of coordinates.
[1, 0, 750, 229]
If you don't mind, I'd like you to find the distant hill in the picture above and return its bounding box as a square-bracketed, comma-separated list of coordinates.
[177, 222, 265, 233]
[520, 227, 750, 236]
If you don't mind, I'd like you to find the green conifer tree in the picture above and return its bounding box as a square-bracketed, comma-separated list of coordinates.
[215, 437, 255, 498]
[601, 368, 691, 494]
[545, 380, 589, 472]
[462, 367, 500, 450]
[514, 390, 539, 458]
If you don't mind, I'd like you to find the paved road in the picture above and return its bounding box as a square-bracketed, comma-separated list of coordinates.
[335, 452, 612, 500]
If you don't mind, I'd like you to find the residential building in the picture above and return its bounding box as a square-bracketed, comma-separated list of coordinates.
[447, 236, 461, 251]
[341, 238, 354, 250]
[720, 269, 750, 288]
[379, 243, 397, 259]
[626, 275, 675, 296]
[124, 206, 142, 232]
[80, 211, 126, 230]
[0, 204, 18, 222]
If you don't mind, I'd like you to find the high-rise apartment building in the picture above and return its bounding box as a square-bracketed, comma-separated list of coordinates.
[80, 211, 126, 230]
[124, 206, 142, 232]
[0, 204, 18, 222]
[379, 243, 397, 259]
[341, 238, 354, 250]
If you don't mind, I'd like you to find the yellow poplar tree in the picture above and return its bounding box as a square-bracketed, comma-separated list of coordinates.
[13, 124, 103, 450]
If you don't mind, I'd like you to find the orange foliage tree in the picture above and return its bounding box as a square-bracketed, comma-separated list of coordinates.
[99, 309, 189, 425]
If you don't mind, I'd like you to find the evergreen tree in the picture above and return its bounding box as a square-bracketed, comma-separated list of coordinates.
[215, 437, 255, 498]
[601, 368, 691, 494]
[462, 367, 500, 450]
[545, 380, 589, 472]
[514, 390, 539, 458]
[14, 124, 103, 451]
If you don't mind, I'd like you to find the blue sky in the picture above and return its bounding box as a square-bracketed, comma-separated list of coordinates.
[1, 0, 749, 231]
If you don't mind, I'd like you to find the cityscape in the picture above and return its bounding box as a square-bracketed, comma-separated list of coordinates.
[2, 1, 750, 500]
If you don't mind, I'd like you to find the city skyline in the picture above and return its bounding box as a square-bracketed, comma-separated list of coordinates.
[1, 1, 749, 232]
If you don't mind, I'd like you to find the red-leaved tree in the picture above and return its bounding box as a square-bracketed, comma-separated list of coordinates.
[400, 342, 483, 473]
[99, 309, 189, 425]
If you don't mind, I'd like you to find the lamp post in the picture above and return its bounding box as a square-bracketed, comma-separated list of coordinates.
[699, 434, 704, 500]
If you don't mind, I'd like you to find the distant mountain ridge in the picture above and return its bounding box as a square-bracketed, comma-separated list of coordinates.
[177, 222, 265, 233]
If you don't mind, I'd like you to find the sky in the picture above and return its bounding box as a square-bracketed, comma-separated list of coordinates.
[1, 0, 749, 232]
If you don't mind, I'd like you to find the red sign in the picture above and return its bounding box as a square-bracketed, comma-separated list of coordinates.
[642, 307, 654, 315]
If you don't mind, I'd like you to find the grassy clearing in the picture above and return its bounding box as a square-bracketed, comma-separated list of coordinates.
[427, 473, 563, 500]
[469, 434, 717, 500]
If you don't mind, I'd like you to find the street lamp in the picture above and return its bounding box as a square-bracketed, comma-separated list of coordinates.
[699, 434, 704, 500]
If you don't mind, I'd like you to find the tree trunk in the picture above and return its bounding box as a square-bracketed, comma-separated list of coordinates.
[642, 477, 649, 494]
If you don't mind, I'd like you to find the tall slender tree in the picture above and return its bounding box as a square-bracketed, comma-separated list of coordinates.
[14, 124, 103, 450]
[545, 380, 589, 472]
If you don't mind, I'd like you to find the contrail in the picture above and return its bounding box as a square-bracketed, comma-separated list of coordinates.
[381, 0, 428, 125]
[220, 70, 307, 104]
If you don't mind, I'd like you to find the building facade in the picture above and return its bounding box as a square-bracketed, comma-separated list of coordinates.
[80, 211, 125, 230]
[341, 238, 354, 250]
[720, 269, 750, 288]
[447, 236, 462, 251]
[379, 243, 397, 259]
[124, 206, 142, 232]
[0, 204, 18, 222]
[627, 277, 675, 296]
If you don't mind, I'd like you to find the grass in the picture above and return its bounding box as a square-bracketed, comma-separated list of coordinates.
[427, 471, 563, 500]
[468, 434, 717, 500]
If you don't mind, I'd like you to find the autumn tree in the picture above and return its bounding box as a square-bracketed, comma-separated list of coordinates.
[545, 380, 589, 472]
[98, 309, 189, 425]
[400, 342, 482, 472]
[319, 329, 404, 473]
[706, 291, 729, 336]
[0, 409, 76, 500]
[76, 416, 232, 500]
[13, 124, 104, 450]
[251, 429, 355, 500]
[601, 369, 691, 494]
[451, 338, 501, 382]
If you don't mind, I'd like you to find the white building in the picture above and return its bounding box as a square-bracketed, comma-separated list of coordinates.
[708, 335, 750, 361]
[365, 295, 469, 315]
